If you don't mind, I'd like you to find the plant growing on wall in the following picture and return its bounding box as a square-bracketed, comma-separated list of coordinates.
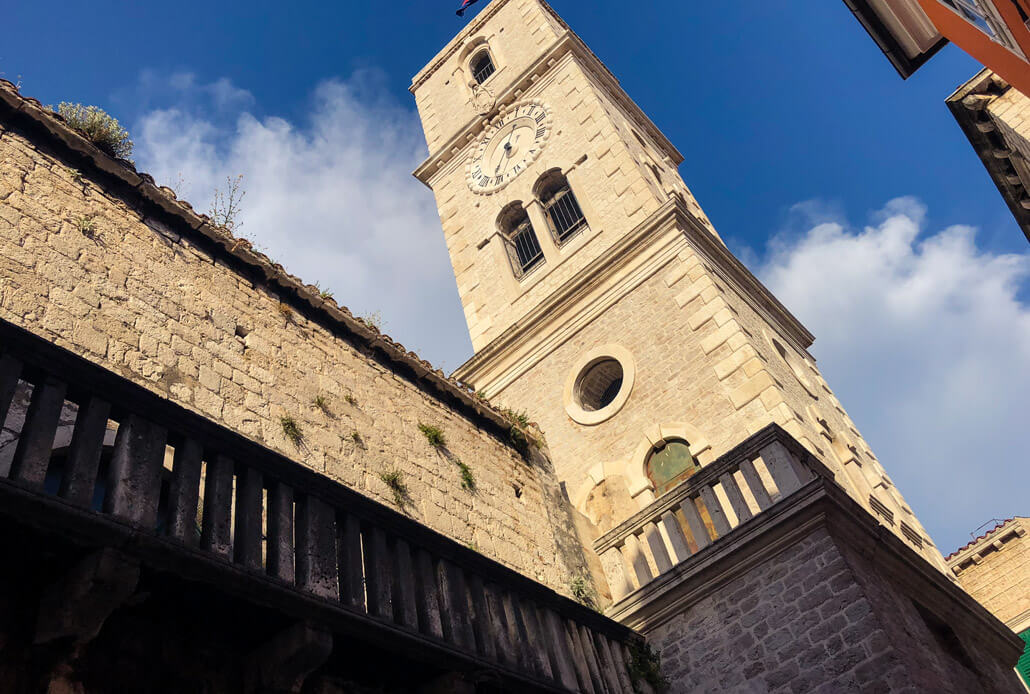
[501, 407, 531, 429]
[508, 425, 531, 457]
[313, 395, 331, 415]
[280, 415, 303, 447]
[209, 174, 246, 233]
[344, 393, 358, 407]
[418, 423, 446, 449]
[277, 303, 293, 321]
[350, 430, 363, 446]
[75, 214, 98, 237]
[53, 102, 134, 160]
[455, 458, 475, 492]
[627, 640, 669, 694]
[379, 469, 408, 507]
[569, 576, 597, 610]
[314, 282, 334, 301]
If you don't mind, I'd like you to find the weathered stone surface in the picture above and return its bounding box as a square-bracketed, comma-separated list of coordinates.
[646, 525, 1021, 693]
[0, 123, 586, 598]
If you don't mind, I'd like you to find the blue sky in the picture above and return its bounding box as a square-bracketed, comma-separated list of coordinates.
[4, 1, 1028, 553]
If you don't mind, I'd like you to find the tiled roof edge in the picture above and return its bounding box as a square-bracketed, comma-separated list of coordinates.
[946, 518, 1017, 560]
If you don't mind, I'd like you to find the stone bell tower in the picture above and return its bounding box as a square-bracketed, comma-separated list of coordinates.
[411, 0, 947, 575]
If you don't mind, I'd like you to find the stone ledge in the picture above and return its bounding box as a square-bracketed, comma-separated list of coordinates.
[607, 475, 1023, 665]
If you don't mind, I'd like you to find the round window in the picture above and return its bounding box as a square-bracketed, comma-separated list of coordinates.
[575, 359, 624, 411]
[563, 345, 635, 426]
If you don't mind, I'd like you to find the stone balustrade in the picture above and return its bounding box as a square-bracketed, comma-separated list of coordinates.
[0, 317, 639, 693]
[594, 425, 834, 602]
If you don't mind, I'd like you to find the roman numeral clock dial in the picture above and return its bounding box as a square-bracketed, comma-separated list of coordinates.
[466, 100, 553, 194]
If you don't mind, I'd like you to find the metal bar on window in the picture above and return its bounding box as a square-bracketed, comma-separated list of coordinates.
[545, 187, 586, 245]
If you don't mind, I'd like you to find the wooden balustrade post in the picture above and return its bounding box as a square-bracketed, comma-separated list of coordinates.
[164, 438, 203, 545]
[60, 396, 111, 507]
[593, 631, 625, 694]
[412, 549, 443, 638]
[484, 583, 515, 667]
[201, 455, 235, 559]
[267, 482, 295, 583]
[391, 537, 419, 629]
[465, 573, 496, 661]
[337, 513, 364, 610]
[104, 414, 167, 528]
[363, 525, 394, 620]
[0, 354, 23, 435]
[234, 466, 264, 570]
[10, 378, 67, 487]
[541, 609, 579, 690]
[564, 619, 597, 694]
[607, 636, 636, 693]
[295, 494, 339, 599]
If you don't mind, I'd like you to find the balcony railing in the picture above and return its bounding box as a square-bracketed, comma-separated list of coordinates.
[594, 425, 833, 602]
[0, 317, 639, 693]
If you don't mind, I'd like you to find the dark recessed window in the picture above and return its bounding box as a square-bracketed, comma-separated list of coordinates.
[536, 170, 586, 245]
[575, 358, 623, 412]
[471, 51, 496, 84]
[498, 203, 544, 279]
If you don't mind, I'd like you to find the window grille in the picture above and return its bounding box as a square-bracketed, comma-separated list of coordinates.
[544, 186, 587, 244]
[471, 52, 496, 84]
[939, 0, 1026, 53]
[504, 220, 544, 278]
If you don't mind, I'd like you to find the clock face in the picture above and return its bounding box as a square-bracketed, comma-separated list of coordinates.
[466, 100, 553, 194]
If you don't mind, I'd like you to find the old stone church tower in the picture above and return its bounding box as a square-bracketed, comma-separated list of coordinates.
[0, 0, 1024, 691]
[413, 0, 949, 598]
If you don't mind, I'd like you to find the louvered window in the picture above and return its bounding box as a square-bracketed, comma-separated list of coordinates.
[1017, 630, 1030, 687]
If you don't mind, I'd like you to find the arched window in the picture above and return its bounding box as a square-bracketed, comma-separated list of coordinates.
[470, 50, 496, 85]
[646, 439, 700, 495]
[498, 202, 543, 278]
[535, 170, 586, 245]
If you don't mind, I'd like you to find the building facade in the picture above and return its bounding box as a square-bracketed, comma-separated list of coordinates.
[948, 518, 1030, 686]
[844, 0, 1030, 95]
[413, 0, 949, 592]
[843, 0, 1030, 244]
[0, 0, 1024, 690]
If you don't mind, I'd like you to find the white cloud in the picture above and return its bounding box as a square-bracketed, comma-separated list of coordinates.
[131, 72, 1028, 553]
[757, 198, 1030, 553]
[132, 71, 473, 372]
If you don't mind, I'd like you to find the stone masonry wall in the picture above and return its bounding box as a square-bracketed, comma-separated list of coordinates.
[0, 123, 586, 595]
[494, 230, 945, 570]
[646, 525, 1019, 693]
[950, 519, 1030, 629]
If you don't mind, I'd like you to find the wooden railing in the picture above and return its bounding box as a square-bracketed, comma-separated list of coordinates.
[594, 425, 833, 602]
[0, 318, 638, 694]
